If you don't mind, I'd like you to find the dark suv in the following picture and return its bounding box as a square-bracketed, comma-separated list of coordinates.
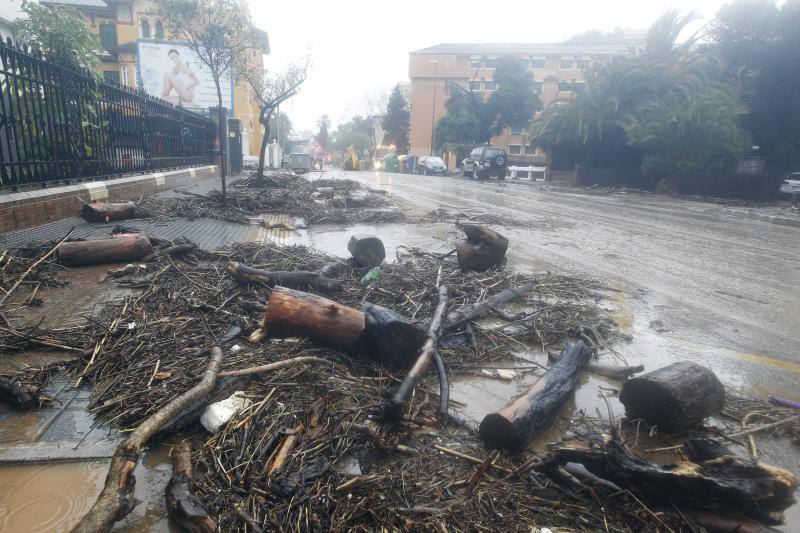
[461, 146, 508, 179]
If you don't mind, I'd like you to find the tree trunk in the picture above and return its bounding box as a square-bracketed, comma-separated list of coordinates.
[165, 441, 216, 533]
[359, 302, 427, 367]
[256, 109, 271, 186]
[0, 376, 41, 410]
[58, 233, 153, 266]
[480, 341, 590, 451]
[225, 261, 340, 292]
[538, 436, 798, 525]
[619, 361, 725, 433]
[456, 224, 509, 272]
[263, 286, 365, 350]
[347, 235, 386, 267]
[81, 202, 136, 223]
[547, 350, 644, 380]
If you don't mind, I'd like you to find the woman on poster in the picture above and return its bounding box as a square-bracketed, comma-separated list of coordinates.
[161, 48, 199, 106]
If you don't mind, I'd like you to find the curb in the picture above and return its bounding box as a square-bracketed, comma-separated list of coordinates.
[720, 208, 800, 228]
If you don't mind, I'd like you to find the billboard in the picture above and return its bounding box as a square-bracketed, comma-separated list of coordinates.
[137, 41, 233, 111]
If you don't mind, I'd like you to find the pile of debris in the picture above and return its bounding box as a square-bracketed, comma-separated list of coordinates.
[0, 224, 797, 532]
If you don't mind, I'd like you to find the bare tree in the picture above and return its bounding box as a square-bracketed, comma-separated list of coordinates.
[157, 0, 262, 201]
[243, 59, 309, 184]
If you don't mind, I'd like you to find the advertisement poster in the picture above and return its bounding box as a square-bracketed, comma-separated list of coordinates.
[137, 41, 233, 111]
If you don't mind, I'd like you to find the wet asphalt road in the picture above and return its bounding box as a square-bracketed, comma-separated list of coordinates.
[318, 169, 800, 398]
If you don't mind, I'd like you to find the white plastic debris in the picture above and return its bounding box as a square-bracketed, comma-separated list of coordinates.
[127, 322, 137, 330]
[230, 344, 242, 353]
[200, 391, 252, 433]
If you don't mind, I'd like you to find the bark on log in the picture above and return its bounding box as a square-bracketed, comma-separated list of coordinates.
[386, 285, 449, 419]
[619, 361, 725, 433]
[0, 376, 41, 410]
[264, 286, 365, 350]
[480, 341, 590, 451]
[81, 202, 136, 223]
[165, 441, 216, 533]
[347, 235, 386, 267]
[538, 436, 798, 525]
[58, 234, 153, 267]
[226, 262, 341, 292]
[359, 302, 427, 367]
[456, 224, 509, 272]
[71, 347, 223, 533]
[547, 350, 644, 380]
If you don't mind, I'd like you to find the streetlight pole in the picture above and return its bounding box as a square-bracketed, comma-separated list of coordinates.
[429, 59, 438, 156]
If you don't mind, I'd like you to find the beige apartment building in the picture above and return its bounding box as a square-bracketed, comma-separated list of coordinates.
[408, 43, 633, 168]
[40, 0, 268, 156]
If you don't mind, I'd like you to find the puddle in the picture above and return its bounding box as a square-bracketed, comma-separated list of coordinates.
[308, 222, 457, 261]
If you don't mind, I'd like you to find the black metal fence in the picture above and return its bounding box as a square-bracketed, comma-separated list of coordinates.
[0, 36, 217, 189]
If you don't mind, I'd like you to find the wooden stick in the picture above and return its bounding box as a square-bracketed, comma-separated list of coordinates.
[218, 356, 334, 377]
[71, 347, 223, 533]
[0, 227, 74, 307]
[165, 441, 216, 532]
[433, 281, 536, 331]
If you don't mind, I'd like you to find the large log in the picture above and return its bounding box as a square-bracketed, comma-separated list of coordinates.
[81, 202, 136, 223]
[538, 436, 798, 525]
[619, 361, 724, 432]
[347, 235, 386, 267]
[0, 376, 41, 410]
[58, 233, 153, 267]
[479, 341, 590, 451]
[264, 286, 365, 350]
[456, 224, 509, 272]
[165, 441, 216, 533]
[359, 302, 426, 367]
[226, 262, 341, 292]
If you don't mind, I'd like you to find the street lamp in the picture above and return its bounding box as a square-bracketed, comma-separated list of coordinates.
[429, 59, 438, 156]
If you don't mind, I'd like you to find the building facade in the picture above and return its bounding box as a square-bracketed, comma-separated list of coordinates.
[40, 0, 268, 156]
[408, 43, 634, 168]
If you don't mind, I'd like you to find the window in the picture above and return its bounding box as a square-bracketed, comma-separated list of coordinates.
[508, 144, 522, 155]
[470, 58, 482, 68]
[469, 80, 482, 91]
[103, 70, 120, 84]
[120, 65, 129, 86]
[155, 20, 164, 39]
[560, 58, 575, 69]
[530, 57, 546, 69]
[511, 125, 524, 135]
[577, 58, 591, 69]
[483, 80, 497, 91]
[483, 57, 497, 69]
[99, 24, 117, 51]
[140, 19, 151, 39]
[524, 145, 539, 156]
[116, 2, 132, 23]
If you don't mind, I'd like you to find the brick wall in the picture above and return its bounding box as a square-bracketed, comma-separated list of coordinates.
[0, 166, 219, 234]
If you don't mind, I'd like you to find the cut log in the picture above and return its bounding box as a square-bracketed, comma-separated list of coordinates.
[165, 441, 216, 533]
[538, 435, 798, 525]
[359, 302, 427, 367]
[386, 285, 449, 419]
[456, 224, 509, 272]
[347, 235, 386, 267]
[0, 376, 41, 410]
[619, 361, 724, 433]
[480, 341, 590, 451]
[81, 202, 136, 223]
[264, 286, 365, 350]
[58, 233, 153, 267]
[225, 262, 341, 292]
[547, 350, 644, 380]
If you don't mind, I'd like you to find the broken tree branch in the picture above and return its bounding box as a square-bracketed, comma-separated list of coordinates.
[226, 261, 341, 292]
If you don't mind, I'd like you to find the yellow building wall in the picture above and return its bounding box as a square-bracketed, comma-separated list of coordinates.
[75, 0, 263, 156]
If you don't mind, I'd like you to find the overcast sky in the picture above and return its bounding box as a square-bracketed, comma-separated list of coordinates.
[249, 0, 731, 133]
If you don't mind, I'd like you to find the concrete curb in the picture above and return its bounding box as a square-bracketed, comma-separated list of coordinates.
[720, 207, 800, 228]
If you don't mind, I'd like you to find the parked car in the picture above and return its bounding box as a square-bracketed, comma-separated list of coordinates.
[780, 172, 800, 195]
[417, 156, 447, 175]
[461, 146, 508, 179]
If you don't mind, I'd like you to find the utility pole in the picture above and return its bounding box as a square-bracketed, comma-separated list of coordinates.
[429, 59, 438, 156]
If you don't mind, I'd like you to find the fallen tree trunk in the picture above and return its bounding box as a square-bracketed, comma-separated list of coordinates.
[359, 302, 427, 367]
[263, 286, 365, 350]
[547, 351, 644, 380]
[538, 436, 798, 525]
[347, 235, 386, 267]
[386, 285, 449, 420]
[71, 347, 223, 533]
[456, 224, 509, 272]
[165, 441, 216, 533]
[59, 234, 153, 267]
[81, 202, 136, 223]
[619, 361, 724, 433]
[226, 262, 341, 292]
[0, 376, 41, 410]
[480, 341, 590, 451]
